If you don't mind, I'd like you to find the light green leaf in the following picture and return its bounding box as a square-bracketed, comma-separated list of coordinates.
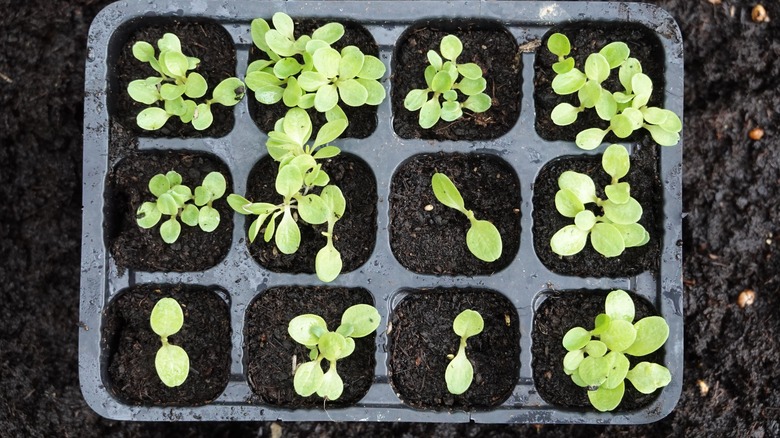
[550, 224, 589, 256]
[272, 12, 295, 40]
[246, 70, 283, 90]
[136, 202, 162, 228]
[157, 33, 181, 53]
[445, 351, 473, 395]
[357, 55, 386, 80]
[619, 58, 642, 93]
[419, 98, 441, 129]
[440, 101, 462, 122]
[431, 71, 455, 93]
[155, 344, 189, 387]
[337, 78, 368, 107]
[440, 34, 463, 61]
[591, 222, 626, 258]
[356, 78, 385, 105]
[578, 80, 601, 108]
[128, 79, 161, 105]
[613, 91, 634, 104]
[313, 121, 346, 149]
[600, 318, 637, 352]
[156, 193, 179, 216]
[297, 194, 329, 225]
[558, 171, 597, 204]
[282, 107, 312, 146]
[610, 114, 634, 138]
[551, 103, 580, 126]
[183, 72, 207, 99]
[631, 73, 653, 108]
[574, 210, 596, 231]
[585, 340, 608, 358]
[575, 128, 608, 150]
[563, 349, 584, 373]
[626, 363, 671, 394]
[623, 107, 645, 130]
[457, 63, 483, 80]
[613, 223, 648, 248]
[250, 18, 272, 55]
[645, 124, 680, 146]
[424, 65, 436, 88]
[339, 337, 355, 359]
[585, 53, 610, 83]
[588, 381, 625, 412]
[162, 50, 188, 78]
[602, 198, 643, 224]
[273, 58, 302, 79]
[276, 165, 304, 199]
[605, 289, 635, 322]
[443, 90, 458, 101]
[552, 68, 586, 95]
[599, 42, 630, 69]
[180, 204, 199, 227]
[317, 365, 344, 400]
[164, 96, 187, 116]
[562, 326, 590, 351]
[288, 314, 328, 346]
[602, 144, 630, 180]
[265, 29, 296, 57]
[603, 351, 630, 389]
[339, 46, 364, 79]
[293, 361, 325, 397]
[316, 244, 342, 283]
[459, 77, 487, 96]
[321, 185, 346, 217]
[179, 100, 197, 123]
[578, 356, 610, 387]
[461, 93, 491, 113]
[148, 174, 171, 197]
[160, 83, 185, 101]
[318, 331, 346, 361]
[313, 46, 341, 79]
[137, 107, 170, 130]
[453, 309, 484, 338]
[201, 172, 226, 199]
[132, 41, 155, 62]
[275, 207, 300, 254]
[198, 205, 220, 232]
[264, 211, 281, 243]
[554, 189, 585, 218]
[641, 106, 668, 125]
[431, 173, 465, 212]
[226, 194, 251, 213]
[624, 316, 669, 356]
[660, 110, 682, 132]
[427, 50, 443, 70]
[553, 58, 575, 74]
[311, 22, 345, 44]
[211, 78, 245, 106]
[150, 297, 184, 337]
[596, 88, 617, 121]
[160, 217, 181, 244]
[342, 304, 380, 338]
[547, 33, 570, 57]
[404, 89, 429, 111]
[315, 84, 339, 112]
[191, 103, 213, 131]
[247, 60, 274, 76]
[605, 182, 631, 204]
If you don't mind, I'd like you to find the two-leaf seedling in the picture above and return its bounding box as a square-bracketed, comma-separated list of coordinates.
[404, 34, 491, 128]
[445, 309, 483, 395]
[547, 33, 681, 149]
[136, 171, 227, 243]
[150, 297, 190, 387]
[128, 33, 245, 131]
[562, 289, 671, 412]
[550, 144, 649, 258]
[288, 304, 380, 400]
[431, 173, 502, 262]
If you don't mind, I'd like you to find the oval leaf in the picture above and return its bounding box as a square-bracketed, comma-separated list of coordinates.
[155, 344, 190, 387]
[466, 219, 502, 262]
[150, 297, 184, 337]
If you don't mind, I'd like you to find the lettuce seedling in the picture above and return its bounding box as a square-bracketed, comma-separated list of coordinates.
[288, 304, 380, 400]
[546, 33, 681, 150]
[431, 172, 502, 262]
[562, 289, 671, 412]
[150, 297, 189, 387]
[128, 33, 245, 131]
[404, 34, 492, 129]
[445, 309, 483, 395]
[550, 144, 649, 258]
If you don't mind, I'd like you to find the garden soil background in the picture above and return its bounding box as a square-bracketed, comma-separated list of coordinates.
[1, 0, 778, 436]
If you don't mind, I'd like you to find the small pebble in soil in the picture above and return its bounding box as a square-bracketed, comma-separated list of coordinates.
[738, 289, 756, 308]
[749, 127, 764, 140]
[424, 204, 433, 211]
[752, 5, 768, 23]
[697, 379, 710, 396]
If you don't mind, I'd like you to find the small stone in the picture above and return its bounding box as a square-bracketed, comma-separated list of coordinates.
[738, 289, 756, 308]
[749, 127, 764, 140]
[424, 204, 433, 211]
[697, 379, 710, 396]
[752, 5, 768, 22]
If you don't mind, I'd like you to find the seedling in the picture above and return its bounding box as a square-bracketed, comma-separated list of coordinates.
[128, 33, 245, 131]
[431, 172, 502, 262]
[550, 144, 649, 258]
[547, 33, 681, 149]
[150, 297, 189, 387]
[445, 309, 483, 395]
[136, 171, 226, 243]
[562, 289, 671, 412]
[288, 304, 380, 400]
[246, 13, 386, 121]
[404, 34, 491, 129]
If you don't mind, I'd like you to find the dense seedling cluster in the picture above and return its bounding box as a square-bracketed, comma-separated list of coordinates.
[288, 304, 380, 400]
[127, 33, 245, 131]
[444, 309, 483, 395]
[562, 290, 671, 412]
[547, 33, 681, 150]
[404, 34, 491, 128]
[150, 297, 190, 387]
[550, 144, 648, 258]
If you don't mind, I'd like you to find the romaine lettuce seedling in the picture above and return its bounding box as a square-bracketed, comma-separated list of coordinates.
[288, 304, 380, 400]
[550, 144, 649, 257]
[128, 33, 245, 131]
[431, 172, 502, 262]
[445, 309, 483, 395]
[562, 289, 671, 412]
[404, 34, 492, 129]
[150, 297, 189, 387]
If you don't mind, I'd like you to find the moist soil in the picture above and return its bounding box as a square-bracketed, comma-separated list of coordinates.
[101, 284, 231, 405]
[247, 19, 379, 139]
[112, 19, 237, 138]
[244, 286, 376, 407]
[534, 21, 666, 143]
[5, 0, 780, 436]
[244, 153, 376, 274]
[391, 21, 522, 141]
[532, 290, 663, 410]
[532, 140, 662, 277]
[390, 153, 521, 276]
[108, 150, 233, 272]
[388, 288, 520, 410]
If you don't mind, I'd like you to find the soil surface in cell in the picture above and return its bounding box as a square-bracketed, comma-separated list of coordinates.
[248, 19, 379, 139]
[101, 284, 231, 405]
[108, 151, 233, 272]
[244, 286, 376, 407]
[532, 141, 662, 277]
[534, 21, 666, 142]
[244, 153, 376, 274]
[389, 288, 520, 409]
[532, 290, 664, 410]
[112, 19, 237, 137]
[390, 153, 521, 276]
[392, 21, 522, 140]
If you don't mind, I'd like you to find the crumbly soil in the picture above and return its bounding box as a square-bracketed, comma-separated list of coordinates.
[388, 288, 520, 410]
[532, 140, 662, 277]
[101, 284, 231, 405]
[244, 286, 376, 407]
[107, 150, 233, 272]
[391, 20, 522, 140]
[247, 19, 379, 139]
[389, 153, 521, 276]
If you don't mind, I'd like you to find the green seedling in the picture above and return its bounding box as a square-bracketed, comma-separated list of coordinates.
[288, 304, 380, 400]
[136, 171, 226, 243]
[562, 289, 671, 412]
[550, 144, 649, 258]
[246, 13, 386, 121]
[128, 33, 245, 131]
[547, 33, 681, 150]
[445, 309, 484, 395]
[404, 34, 492, 129]
[150, 297, 189, 387]
[431, 172, 502, 262]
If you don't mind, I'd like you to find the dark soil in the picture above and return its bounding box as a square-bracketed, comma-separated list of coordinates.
[244, 153, 377, 274]
[102, 283, 231, 405]
[532, 140, 662, 277]
[534, 21, 666, 142]
[390, 153, 521, 276]
[391, 20, 522, 141]
[388, 288, 520, 410]
[108, 150, 233, 272]
[248, 19, 379, 139]
[244, 286, 376, 407]
[112, 19, 237, 137]
[532, 290, 663, 410]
